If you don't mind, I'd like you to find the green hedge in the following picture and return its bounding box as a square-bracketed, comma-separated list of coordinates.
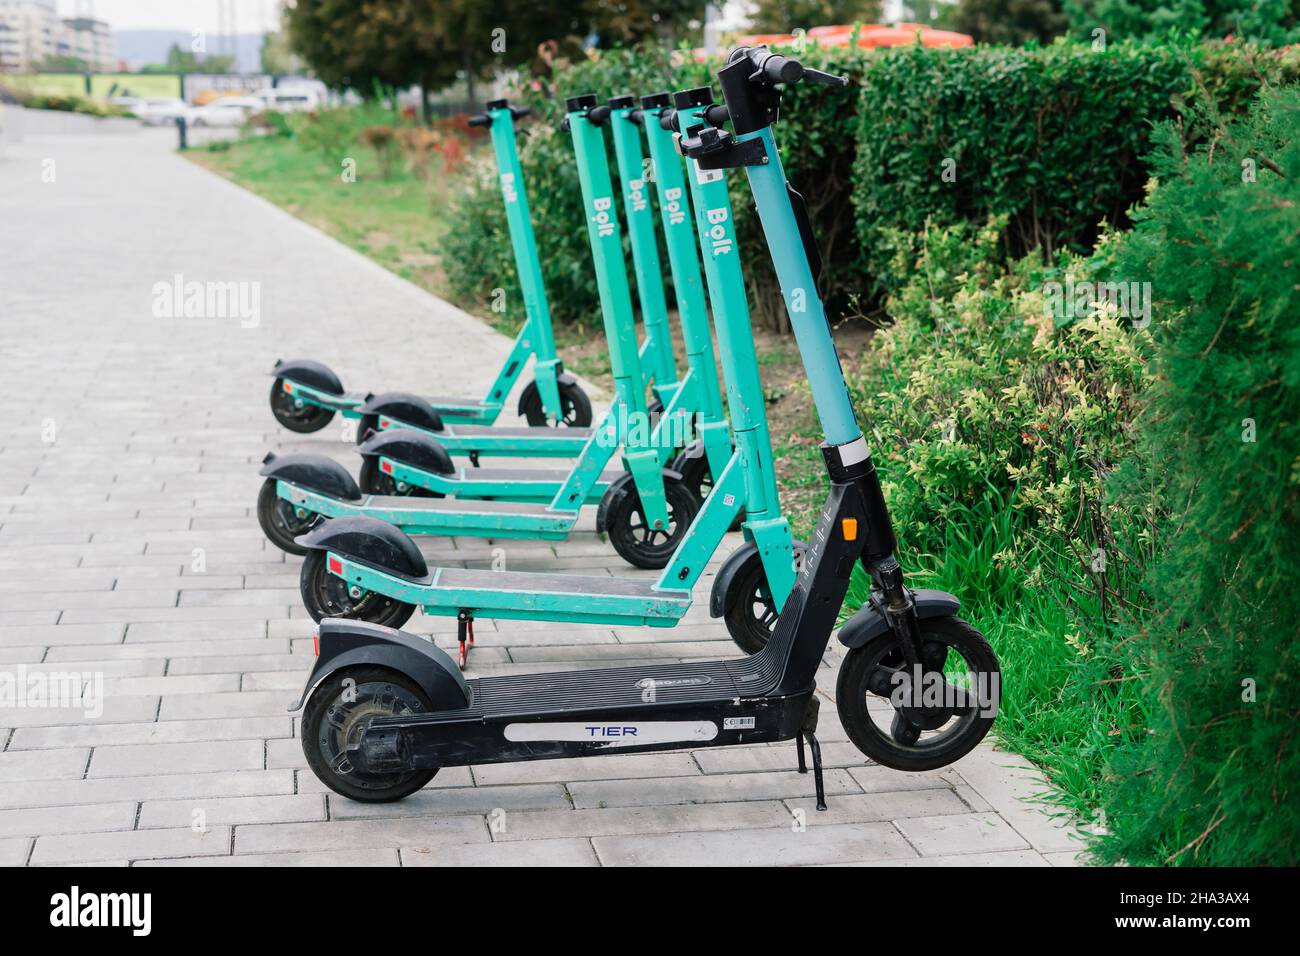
[441, 39, 1299, 330]
[1092, 88, 1300, 866]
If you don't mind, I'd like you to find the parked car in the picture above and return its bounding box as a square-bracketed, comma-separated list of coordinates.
[136, 97, 190, 126]
[187, 96, 264, 128]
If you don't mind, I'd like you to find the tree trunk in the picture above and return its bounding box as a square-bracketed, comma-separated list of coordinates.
[463, 48, 477, 109]
[419, 77, 431, 126]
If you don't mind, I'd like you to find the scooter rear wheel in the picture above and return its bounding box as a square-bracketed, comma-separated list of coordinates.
[269, 379, 335, 433]
[836, 616, 1000, 772]
[358, 457, 441, 498]
[519, 379, 594, 428]
[301, 666, 438, 802]
[604, 477, 699, 570]
[257, 478, 322, 556]
[300, 549, 416, 629]
[722, 543, 804, 654]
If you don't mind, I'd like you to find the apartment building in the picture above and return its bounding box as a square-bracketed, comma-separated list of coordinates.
[0, 0, 114, 72]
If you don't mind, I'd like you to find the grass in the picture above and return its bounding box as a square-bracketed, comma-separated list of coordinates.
[186, 133, 462, 298]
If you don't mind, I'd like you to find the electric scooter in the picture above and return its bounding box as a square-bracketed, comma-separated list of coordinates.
[290, 51, 1003, 806]
[290, 90, 803, 665]
[260, 96, 700, 580]
[267, 99, 673, 462]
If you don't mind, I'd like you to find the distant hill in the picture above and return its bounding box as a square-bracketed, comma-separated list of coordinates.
[113, 31, 266, 74]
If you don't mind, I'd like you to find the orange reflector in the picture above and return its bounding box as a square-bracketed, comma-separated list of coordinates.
[842, 518, 858, 541]
[327, 556, 343, 575]
[282, 381, 293, 393]
[312, 631, 320, 657]
[380, 459, 393, 474]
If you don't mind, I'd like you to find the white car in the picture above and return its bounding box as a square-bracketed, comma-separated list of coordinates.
[187, 96, 264, 128]
[136, 97, 190, 126]
[252, 88, 319, 113]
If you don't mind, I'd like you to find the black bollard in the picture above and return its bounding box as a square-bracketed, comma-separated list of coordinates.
[175, 115, 188, 150]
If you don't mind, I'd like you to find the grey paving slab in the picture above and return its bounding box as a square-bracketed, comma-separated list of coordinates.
[0, 126, 1079, 867]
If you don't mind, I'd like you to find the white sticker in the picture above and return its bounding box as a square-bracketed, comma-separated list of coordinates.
[723, 494, 736, 506]
[694, 161, 723, 185]
[723, 716, 755, 730]
[504, 721, 718, 747]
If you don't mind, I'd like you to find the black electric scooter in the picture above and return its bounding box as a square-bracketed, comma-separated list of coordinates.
[289, 51, 1003, 806]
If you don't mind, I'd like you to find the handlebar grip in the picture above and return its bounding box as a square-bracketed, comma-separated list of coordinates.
[467, 114, 490, 128]
[586, 104, 612, 126]
[659, 108, 676, 132]
[763, 53, 804, 85]
[510, 106, 531, 120]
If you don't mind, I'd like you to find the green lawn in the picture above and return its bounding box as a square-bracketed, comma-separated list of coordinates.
[187, 134, 459, 298]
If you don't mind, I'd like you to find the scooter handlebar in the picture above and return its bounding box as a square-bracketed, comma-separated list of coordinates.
[467, 114, 491, 128]
[732, 46, 849, 89]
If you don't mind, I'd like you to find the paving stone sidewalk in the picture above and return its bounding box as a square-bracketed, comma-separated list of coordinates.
[0, 123, 1085, 866]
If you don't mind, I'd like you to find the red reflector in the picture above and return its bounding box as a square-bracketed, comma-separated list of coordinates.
[312, 632, 320, 656]
[379, 417, 391, 429]
[282, 381, 294, 393]
[380, 459, 393, 474]
[327, 556, 342, 575]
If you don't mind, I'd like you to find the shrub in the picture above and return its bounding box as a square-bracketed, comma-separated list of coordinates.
[836, 216, 1155, 816]
[1091, 88, 1300, 866]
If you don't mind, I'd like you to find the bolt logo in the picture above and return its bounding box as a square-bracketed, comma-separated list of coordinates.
[591, 196, 616, 237]
[705, 207, 734, 257]
[499, 172, 518, 204]
[626, 178, 648, 213]
[661, 186, 686, 225]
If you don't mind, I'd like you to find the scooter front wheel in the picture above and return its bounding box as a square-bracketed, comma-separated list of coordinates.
[301, 666, 438, 802]
[257, 479, 323, 556]
[299, 549, 416, 629]
[519, 379, 594, 428]
[836, 616, 1000, 772]
[722, 543, 804, 654]
[269, 379, 335, 433]
[358, 457, 441, 498]
[604, 477, 699, 570]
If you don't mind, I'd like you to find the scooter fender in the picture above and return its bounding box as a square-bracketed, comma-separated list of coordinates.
[837, 589, 962, 649]
[271, 358, 345, 396]
[357, 428, 455, 476]
[260, 452, 362, 502]
[295, 515, 430, 580]
[358, 391, 444, 433]
[595, 468, 683, 533]
[289, 619, 470, 712]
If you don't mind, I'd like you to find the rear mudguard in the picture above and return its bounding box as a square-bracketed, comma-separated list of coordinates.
[357, 428, 454, 476]
[707, 540, 808, 618]
[260, 452, 362, 501]
[271, 358, 345, 396]
[358, 391, 444, 433]
[595, 468, 683, 533]
[516, 370, 579, 416]
[296, 514, 430, 579]
[837, 589, 962, 648]
[289, 619, 470, 712]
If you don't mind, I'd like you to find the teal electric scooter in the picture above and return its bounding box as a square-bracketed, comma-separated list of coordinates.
[291, 90, 802, 667]
[267, 99, 673, 462]
[259, 96, 700, 576]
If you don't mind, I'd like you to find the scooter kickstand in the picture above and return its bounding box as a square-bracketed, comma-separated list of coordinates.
[805, 732, 827, 812]
[456, 610, 475, 670]
[795, 731, 807, 774]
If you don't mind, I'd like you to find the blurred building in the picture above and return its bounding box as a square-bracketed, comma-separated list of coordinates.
[0, 0, 113, 72]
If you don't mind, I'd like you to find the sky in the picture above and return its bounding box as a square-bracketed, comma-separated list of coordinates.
[57, 0, 283, 33]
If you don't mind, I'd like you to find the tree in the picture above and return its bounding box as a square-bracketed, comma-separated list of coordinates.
[139, 43, 234, 74]
[747, 0, 883, 33]
[951, 0, 1068, 44]
[1064, 0, 1300, 43]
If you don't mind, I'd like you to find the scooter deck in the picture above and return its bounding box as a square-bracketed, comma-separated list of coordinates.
[356, 651, 811, 769]
[285, 487, 577, 538]
[380, 458, 620, 503]
[323, 554, 694, 625]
